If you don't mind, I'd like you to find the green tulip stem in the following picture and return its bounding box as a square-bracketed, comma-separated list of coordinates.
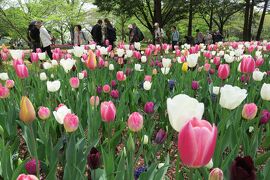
[189, 168, 194, 179]
[29, 123, 40, 178]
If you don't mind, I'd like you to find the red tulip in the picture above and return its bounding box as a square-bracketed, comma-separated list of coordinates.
[218, 64, 230, 80]
[178, 118, 217, 168]
[240, 57, 255, 73]
[100, 101, 116, 122]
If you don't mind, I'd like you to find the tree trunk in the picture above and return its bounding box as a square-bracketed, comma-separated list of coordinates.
[256, 0, 269, 40]
[154, 0, 162, 27]
[70, 25, 74, 45]
[188, 0, 193, 36]
[209, 7, 213, 31]
[247, 0, 255, 40]
[243, 0, 250, 41]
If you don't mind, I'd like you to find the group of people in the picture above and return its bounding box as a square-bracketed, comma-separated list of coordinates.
[184, 29, 224, 45]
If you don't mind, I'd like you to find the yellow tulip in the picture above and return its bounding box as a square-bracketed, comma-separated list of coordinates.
[19, 96, 36, 123]
[182, 62, 188, 73]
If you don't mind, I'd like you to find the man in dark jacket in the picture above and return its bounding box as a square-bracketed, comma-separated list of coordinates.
[27, 21, 41, 52]
[91, 20, 103, 45]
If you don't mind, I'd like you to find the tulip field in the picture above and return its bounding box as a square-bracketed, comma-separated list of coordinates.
[1, 41, 270, 180]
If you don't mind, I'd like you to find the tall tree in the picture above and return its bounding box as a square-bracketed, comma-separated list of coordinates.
[256, 0, 269, 40]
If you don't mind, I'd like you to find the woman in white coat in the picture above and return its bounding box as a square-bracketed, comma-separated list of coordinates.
[35, 21, 52, 59]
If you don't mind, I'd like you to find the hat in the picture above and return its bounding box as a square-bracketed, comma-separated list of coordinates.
[128, 24, 132, 29]
[154, 23, 159, 27]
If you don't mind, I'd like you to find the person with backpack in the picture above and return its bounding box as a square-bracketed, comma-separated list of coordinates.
[74, 25, 89, 46]
[27, 20, 41, 52]
[91, 20, 103, 45]
[129, 23, 144, 44]
[35, 21, 52, 59]
[104, 18, 116, 48]
[171, 26, 180, 50]
[154, 22, 164, 45]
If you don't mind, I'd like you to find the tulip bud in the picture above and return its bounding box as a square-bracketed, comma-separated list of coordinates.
[116, 71, 126, 81]
[127, 112, 143, 132]
[143, 81, 152, 91]
[5, 79, 14, 89]
[155, 129, 167, 144]
[0, 84, 10, 99]
[25, 159, 40, 175]
[144, 75, 152, 82]
[242, 103, 257, 120]
[100, 101, 116, 122]
[103, 84, 111, 93]
[85, 50, 97, 70]
[87, 147, 101, 169]
[152, 68, 158, 75]
[127, 133, 135, 152]
[19, 96, 36, 123]
[63, 113, 79, 132]
[191, 81, 200, 90]
[144, 102, 154, 114]
[38, 106, 50, 120]
[90, 96, 100, 107]
[111, 80, 117, 88]
[17, 174, 38, 180]
[260, 110, 270, 125]
[182, 62, 188, 73]
[218, 64, 230, 80]
[209, 168, 224, 180]
[96, 85, 102, 95]
[110, 89, 119, 99]
[142, 135, 148, 144]
[261, 83, 270, 101]
[69, 77, 80, 89]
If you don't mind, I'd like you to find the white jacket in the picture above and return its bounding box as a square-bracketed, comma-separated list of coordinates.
[40, 26, 52, 47]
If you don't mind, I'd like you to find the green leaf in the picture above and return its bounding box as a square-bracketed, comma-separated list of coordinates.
[154, 154, 170, 180]
[115, 151, 126, 180]
[263, 159, 270, 179]
[11, 160, 28, 180]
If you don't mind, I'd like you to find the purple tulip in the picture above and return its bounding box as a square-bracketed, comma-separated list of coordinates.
[25, 159, 40, 175]
[110, 90, 119, 99]
[155, 129, 167, 144]
[230, 156, 256, 180]
[87, 147, 101, 170]
[144, 102, 154, 114]
[260, 110, 270, 125]
[191, 81, 200, 90]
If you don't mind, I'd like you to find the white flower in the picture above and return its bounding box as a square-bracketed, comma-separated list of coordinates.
[219, 85, 247, 110]
[224, 54, 234, 63]
[9, 50, 23, 59]
[117, 48, 125, 57]
[161, 67, 170, 75]
[235, 49, 244, 57]
[158, 163, 165, 169]
[162, 58, 171, 68]
[78, 73, 84, 80]
[53, 105, 71, 124]
[252, 70, 265, 81]
[134, 64, 143, 71]
[73, 46, 84, 57]
[126, 50, 133, 58]
[0, 73, 9, 81]
[38, 53, 46, 60]
[255, 51, 262, 58]
[186, 53, 199, 68]
[141, 56, 147, 63]
[261, 83, 270, 101]
[213, 86, 220, 95]
[249, 126, 254, 133]
[47, 80, 61, 92]
[43, 62, 52, 69]
[60, 59, 75, 73]
[89, 44, 96, 50]
[143, 81, 152, 90]
[39, 72, 47, 81]
[51, 74, 54, 78]
[205, 159, 213, 169]
[218, 51, 224, 57]
[67, 49, 73, 54]
[51, 60, 58, 67]
[134, 42, 141, 50]
[109, 64, 114, 71]
[99, 47, 108, 55]
[142, 135, 148, 144]
[167, 94, 204, 132]
[124, 44, 130, 50]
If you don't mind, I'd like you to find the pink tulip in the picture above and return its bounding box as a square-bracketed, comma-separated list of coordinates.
[82, 54, 88, 61]
[69, 77, 80, 89]
[17, 174, 38, 180]
[218, 64, 230, 80]
[110, 89, 119, 99]
[36, 48, 42, 53]
[102, 84, 111, 93]
[81, 70, 88, 77]
[116, 71, 126, 81]
[63, 113, 79, 132]
[100, 101, 116, 122]
[1, 51, 8, 61]
[98, 58, 105, 68]
[110, 51, 114, 58]
[209, 168, 224, 180]
[105, 39, 110, 46]
[95, 49, 101, 57]
[178, 118, 217, 168]
[162, 44, 168, 50]
[107, 45, 112, 52]
[204, 63, 211, 72]
[0, 84, 10, 98]
[30, 53, 39, 63]
[213, 56, 221, 66]
[38, 106, 50, 120]
[144, 102, 154, 114]
[203, 51, 212, 59]
[127, 112, 144, 132]
[255, 57, 264, 67]
[15, 64, 29, 79]
[242, 103, 257, 120]
[65, 53, 72, 59]
[144, 75, 152, 82]
[90, 96, 100, 107]
[111, 80, 117, 87]
[13, 59, 24, 68]
[240, 57, 255, 73]
[52, 53, 60, 60]
[145, 48, 152, 56]
[248, 45, 255, 53]
[5, 79, 14, 89]
[175, 49, 181, 57]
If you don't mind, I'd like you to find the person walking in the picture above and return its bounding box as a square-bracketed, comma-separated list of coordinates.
[204, 30, 213, 45]
[171, 26, 180, 50]
[154, 22, 164, 45]
[195, 29, 204, 45]
[74, 25, 89, 46]
[91, 20, 103, 45]
[104, 18, 116, 47]
[27, 21, 41, 52]
[35, 21, 52, 59]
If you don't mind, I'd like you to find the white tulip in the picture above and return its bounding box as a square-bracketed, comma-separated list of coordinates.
[134, 64, 143, 71]
[205, 159, 213, 169]
[219, 85, 247, 110]
[39, 72, 47, 81]
[117, 48, 125, 57]
[158, 163, 165, 169]
[89, 44, 96, 50]
[161, 67, 170, 75]
[43, 62, 52, 69]
[134, 42, 141, 50]
[218, 50, 224, 57]
[109, 64, 114, 71]
[53, 105, 71, 124]
[47, 80, 61, 92]
[252, 70, 265, 81]
[186, 53, 199, 68]
[78, 73, 84, 80]
[142, 135, 148, 144]
[167, 94, 204, 132]
[143, 81, 152, 90]
[162, 58, 171, 68]
[60, 59, 75, 73]
[141, 56, 147, 63]
[0, 73, 9, 81]
[38, 53, 46, 60]
[224, 54, 234, 63]
[126, 50, 133, 58]
[73, 46, 84, 57]
[51, 60, 58, 67]
[9, 50, 23, 59]
[235, 49, 244, 57]
[124, 44, 130, 50]
[255, 51, 262, 58]
[67, 49, 73, 54]
[261, 83, 270, 101]
[213, 86, 220, 95]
